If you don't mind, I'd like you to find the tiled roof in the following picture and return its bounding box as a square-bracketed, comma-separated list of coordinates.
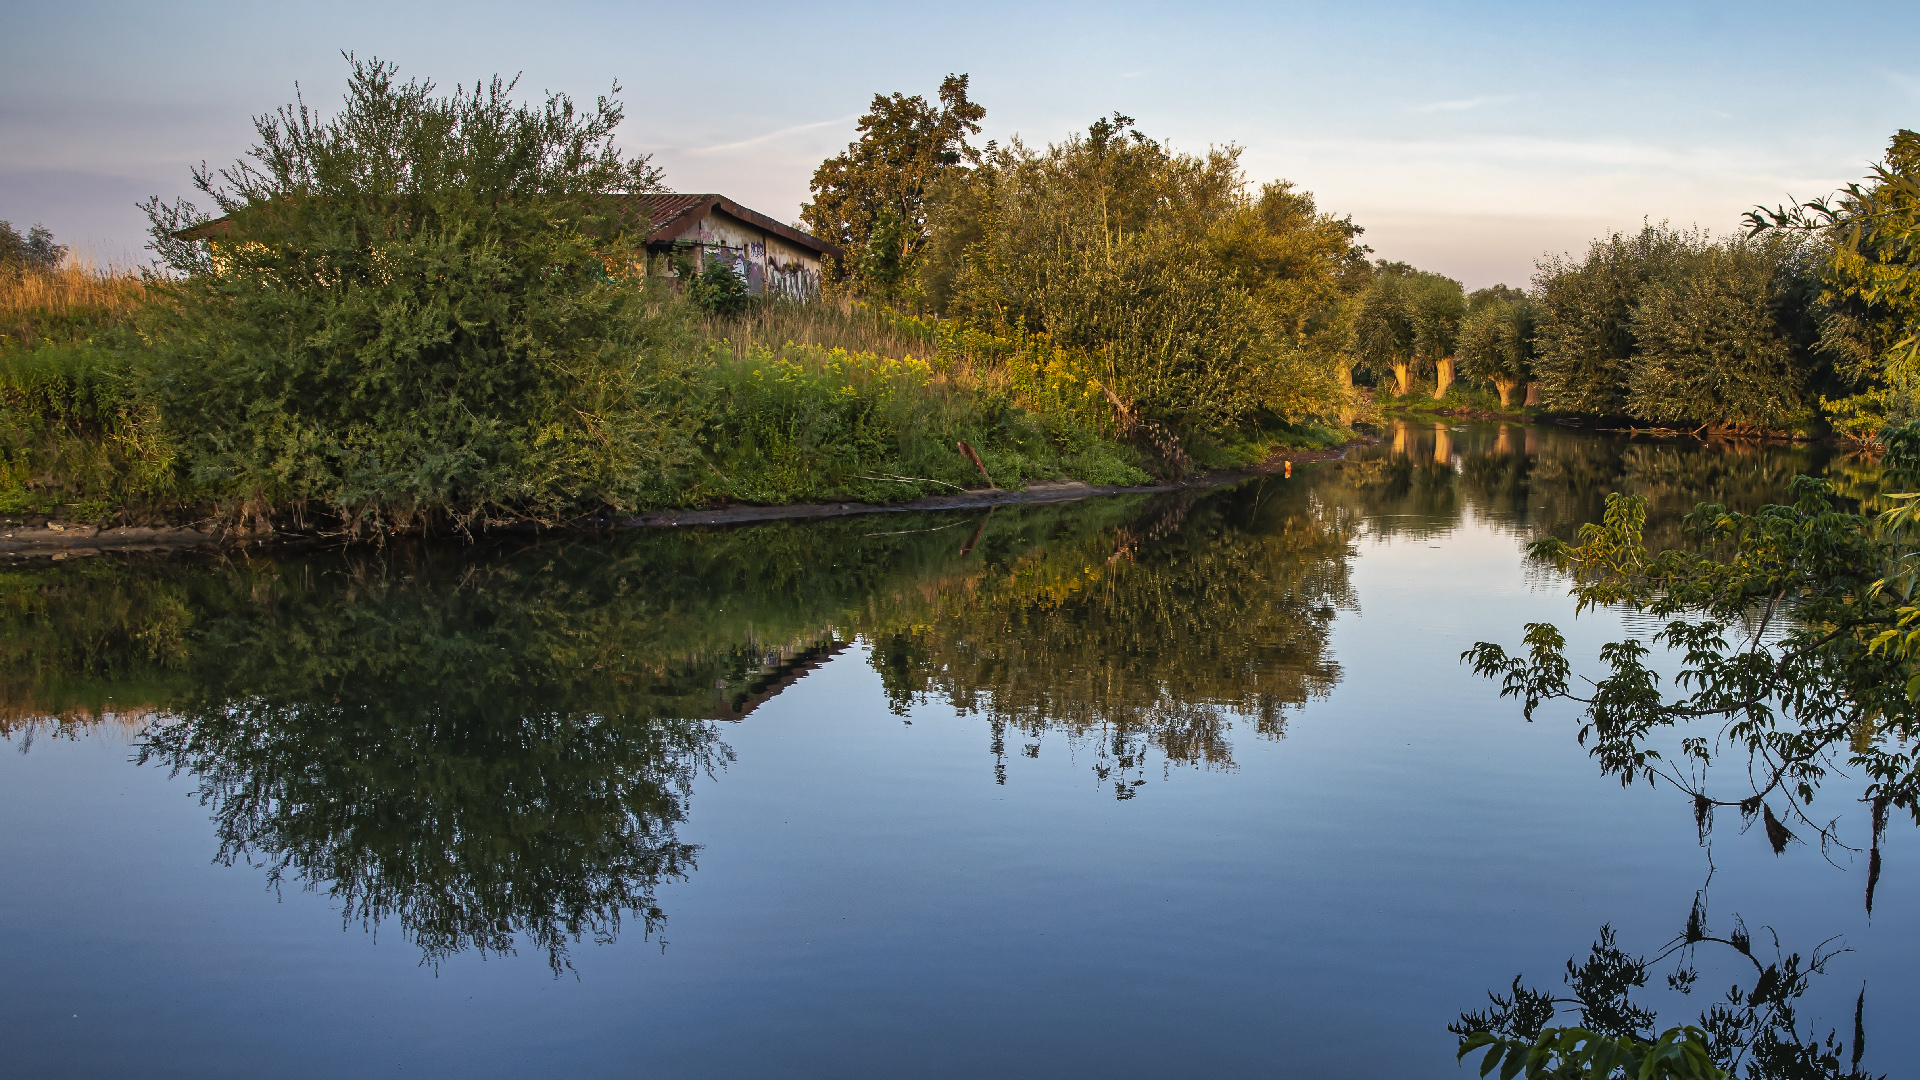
[622, 193, 839, 257]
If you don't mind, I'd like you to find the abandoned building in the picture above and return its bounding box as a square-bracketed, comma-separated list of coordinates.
[631, 193, 839, 301]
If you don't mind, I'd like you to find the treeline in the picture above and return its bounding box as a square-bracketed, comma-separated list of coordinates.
[805, 83, 1371, 447]
[0, 61, 1173, 534]
[807, 80, 1920, 440]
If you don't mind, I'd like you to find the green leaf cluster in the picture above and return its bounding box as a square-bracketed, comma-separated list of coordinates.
[1459, 1027, 1726, 1080]
[1749, 130, 1920, 439]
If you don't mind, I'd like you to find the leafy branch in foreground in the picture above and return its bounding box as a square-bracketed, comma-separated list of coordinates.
[1457, 1026, 1724, 1080]
[1463, 423, 1920, 912]
[1454, 913, 1878, 1079]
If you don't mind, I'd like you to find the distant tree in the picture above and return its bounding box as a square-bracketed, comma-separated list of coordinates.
[801, 74, 985, 303]
[1355, 272, 1416, 394]
[1409, 273, 1466, 398]
[1468, 283, 1528, 309]
[1532, 224, 1823, 429]
[1458, 289, 1537, 407]
[0, 221, 66, 273]
[1355, 269, 1462, 397]
[1532, 224, 1703, 415]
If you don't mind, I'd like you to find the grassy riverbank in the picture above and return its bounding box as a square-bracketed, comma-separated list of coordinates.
[0, 265, 1352, 534]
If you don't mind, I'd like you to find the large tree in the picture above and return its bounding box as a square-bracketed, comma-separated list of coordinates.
[1531, 225, 1703, 415]
[1624, 233, 1820, 431]
[800, 74, 985, 302]
[916, 115, 1362, 435]
[1531, 224, 1822, 430]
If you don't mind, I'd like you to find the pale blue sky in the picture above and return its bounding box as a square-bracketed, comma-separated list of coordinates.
[4, 0, 1916, 287]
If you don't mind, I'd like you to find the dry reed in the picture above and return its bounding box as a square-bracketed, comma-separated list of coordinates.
[701, 300, 937, 365]
[1, 261, 147, 347]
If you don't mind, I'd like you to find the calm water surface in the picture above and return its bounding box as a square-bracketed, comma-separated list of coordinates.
[1, 422, 1912, 1078]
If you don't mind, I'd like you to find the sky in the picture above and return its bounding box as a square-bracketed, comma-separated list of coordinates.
[3, 0, 1917, 289]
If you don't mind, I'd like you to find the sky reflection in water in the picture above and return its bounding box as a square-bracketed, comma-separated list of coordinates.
[0, 422, 1909, 1078]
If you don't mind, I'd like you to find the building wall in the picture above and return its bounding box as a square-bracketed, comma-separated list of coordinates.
[661, 209, 823, 301]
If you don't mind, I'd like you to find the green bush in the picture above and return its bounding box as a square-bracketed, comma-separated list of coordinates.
[139, 57, 691, 532]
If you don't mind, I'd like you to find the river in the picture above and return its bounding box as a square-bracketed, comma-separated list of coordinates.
[0, 420, 1910, 1077]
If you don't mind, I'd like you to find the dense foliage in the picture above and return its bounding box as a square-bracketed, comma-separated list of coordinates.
[1750, 130, 1920, 440]
[911, 114, 1369, 441]
[1530, 226, 1822, 431]
[1354, 266, 1467, 398]
[802, 74, 985, 302]
[0, 254, 166, 518]
[140, 57, 688, 532]
[1458, 286, 1537, 407]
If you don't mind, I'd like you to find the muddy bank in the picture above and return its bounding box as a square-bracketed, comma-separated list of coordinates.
[0, 523, 219, 559]
[0, 444, 1365, 556]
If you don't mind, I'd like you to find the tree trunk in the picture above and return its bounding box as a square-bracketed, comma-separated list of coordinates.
[1494, 377, 1517, 408]
[1433, 423, 1453, 465]
[1392, 363, 1411, 397]
[1432, 356, 1455, 400]
[1524, 381, 1540, 406]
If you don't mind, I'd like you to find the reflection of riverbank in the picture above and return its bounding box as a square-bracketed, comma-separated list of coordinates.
[1317, 418, 1868, 551]
[0, 489, 1359, 965]
[0, 423, 1880, 972]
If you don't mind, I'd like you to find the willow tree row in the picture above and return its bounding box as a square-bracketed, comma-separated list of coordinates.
[806, 80, 1919, 439]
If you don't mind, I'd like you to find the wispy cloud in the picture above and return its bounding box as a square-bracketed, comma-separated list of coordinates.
[684, 114, 860, 156]
[1412, 95, 1516, 114]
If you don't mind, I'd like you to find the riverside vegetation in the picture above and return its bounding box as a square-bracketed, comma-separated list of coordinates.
[5, 61, 1918, 535]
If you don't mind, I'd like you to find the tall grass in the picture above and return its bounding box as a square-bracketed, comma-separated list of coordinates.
[700, 299, 938, 364]
[0, 261, 146, 349]
[669, 341, 1149, 507]
[0, 263, 180, 521]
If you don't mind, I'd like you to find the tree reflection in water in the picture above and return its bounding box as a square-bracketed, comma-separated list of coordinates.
[0, 419, 1883, 996]
[861, 486, 1357, 796]
[0, 493, 1359, 965]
